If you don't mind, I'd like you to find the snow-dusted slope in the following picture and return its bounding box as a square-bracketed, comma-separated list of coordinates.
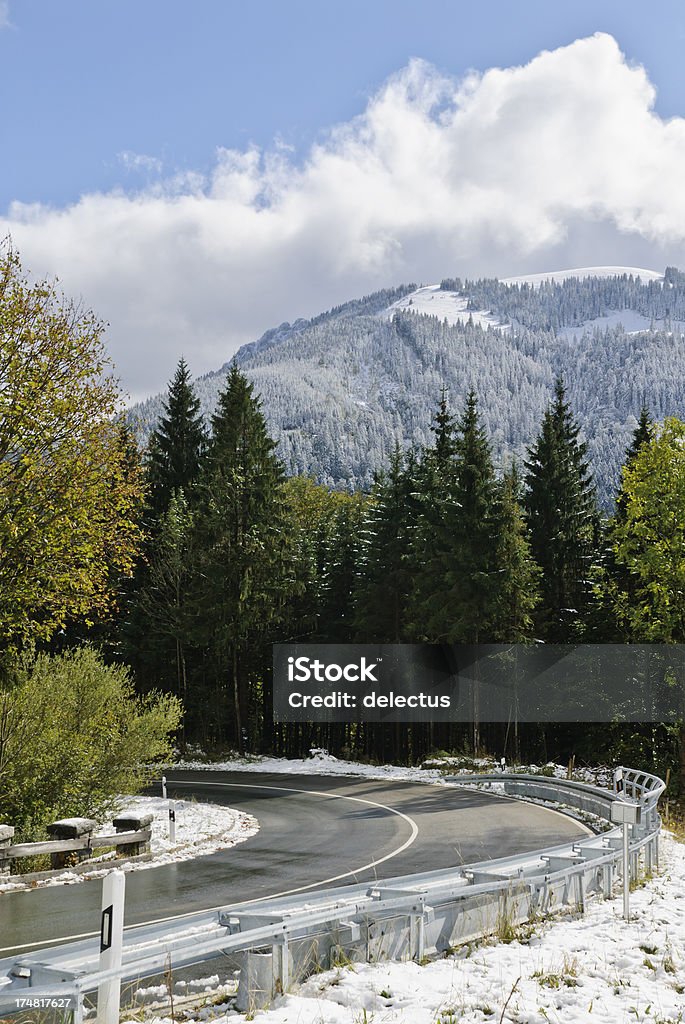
[382, 268, 674, 337]
[382, 284, 507, 330]
[501, 266, 663, 286]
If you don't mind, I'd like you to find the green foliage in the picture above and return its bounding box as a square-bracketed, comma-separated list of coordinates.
[134, 490, 195, 702]
[0, 647, 182, 838]
[191, 364, 292, 749]
[524, 378, 598, 641]
[607, 417, 685, 643]
[0, 246, 144, 650]
[280, 476, 356, 644]
[146, 357, 207, 516]
[317, 494, 367, 642]
[354, 447, 417, 642]
[409, 391, 508, 645]
[490, 467, 541, 641]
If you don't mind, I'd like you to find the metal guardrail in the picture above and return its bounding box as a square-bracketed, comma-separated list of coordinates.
[0, 766, 665, 1020]
[0, 830, 152, 870]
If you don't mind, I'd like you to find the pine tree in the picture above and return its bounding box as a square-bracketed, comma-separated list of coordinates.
[447, 391, 499, 643]
[615, 405, 653, 523]
[354, 446, 417, 643]
[135, 490, 194, 717]
[318, 496, 367, 643]
[491, 466, 541, 642]
[147, 358, 207, 515]
[410, 392, 499, 644]
[191, 364, 289, 751]
[524, 378, 597, 641]
[406, 392, 461, 642]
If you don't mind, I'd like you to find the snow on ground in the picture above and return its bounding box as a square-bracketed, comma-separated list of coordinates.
[557, 308, 685, 338]
[382, 284, 508, 330]
[500, 266, 663, 286]
[177, 748, 612, 788]
[119, 831, 685, 1024]
[380, 272, 674, 340]
[0, 796, 258, 894]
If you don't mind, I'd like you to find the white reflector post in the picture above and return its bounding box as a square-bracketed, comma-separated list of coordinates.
[162, 775, 167, 799]
[169, 799, 176, 844]
[97, 870, 125, 1024]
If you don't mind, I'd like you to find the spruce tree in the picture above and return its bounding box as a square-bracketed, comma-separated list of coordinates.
[147, 358, 207, 515]
[447, 391, 499, 643]
[192, 364, 289, 751]
[406, 392, 460, 642]
[410, 392, 499, 644]
[524, 378, 597, 641]
[318, 497, 366, 643]
[354, 446, 417, 643]
[135, 490, 194, 713]
[615, 405, 653, 523]
[491, 466, 541, 642]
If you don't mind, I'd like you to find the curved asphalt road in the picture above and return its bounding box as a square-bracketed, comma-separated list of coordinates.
[0, 771, 589, 957]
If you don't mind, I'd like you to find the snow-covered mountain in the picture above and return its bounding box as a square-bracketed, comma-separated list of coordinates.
[129, 267, 685, 505]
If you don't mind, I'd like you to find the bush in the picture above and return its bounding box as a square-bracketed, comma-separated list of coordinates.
[0, 647, 182, 839]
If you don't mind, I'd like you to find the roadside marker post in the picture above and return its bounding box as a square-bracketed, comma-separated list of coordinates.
[162, 775, 167, 799]
[97, 870, 125, 1024]
[610, 800, 642, 920]
[169, 800, 176, 844]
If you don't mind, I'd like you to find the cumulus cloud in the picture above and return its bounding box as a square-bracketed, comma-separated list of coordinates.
[4, 33, 685, 400]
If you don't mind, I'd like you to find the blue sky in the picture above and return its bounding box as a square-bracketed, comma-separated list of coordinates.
[4, 0, 685, 208]
[3, 2, 685, 397]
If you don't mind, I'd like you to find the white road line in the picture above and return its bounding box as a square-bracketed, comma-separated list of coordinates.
[0, 781, 420, 953]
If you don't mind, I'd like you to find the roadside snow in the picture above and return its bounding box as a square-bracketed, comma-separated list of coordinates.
[176, 748, 612, 788]
[119, 831, 685, 1024]
[0, 796, 258, 894]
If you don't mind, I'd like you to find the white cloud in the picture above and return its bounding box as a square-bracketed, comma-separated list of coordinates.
[4, 33, 685, 400]
[118, 151, 164, 175]
[0, 2, 10, 29]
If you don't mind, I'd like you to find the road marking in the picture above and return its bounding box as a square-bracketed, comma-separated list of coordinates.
[0, 780, 420, 953]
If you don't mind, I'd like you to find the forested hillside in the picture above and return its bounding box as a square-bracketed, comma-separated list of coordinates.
[120, 358, 685, 784]
[129, 269, 685, 505]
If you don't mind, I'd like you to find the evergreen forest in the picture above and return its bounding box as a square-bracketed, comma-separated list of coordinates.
[118, 357, 685, 788]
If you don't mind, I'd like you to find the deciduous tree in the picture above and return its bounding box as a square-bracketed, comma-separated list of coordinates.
[0, 248, 143, 652]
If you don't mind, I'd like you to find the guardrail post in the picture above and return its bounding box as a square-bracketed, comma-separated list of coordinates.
[413, 912, 425, 961]
[72, 995, 84, 1024]
[574, 870, 586, 912]
[236, 948, 274, 1013]
[275, 934, 290, 992]
[622, 821, 630, 919]
[97, 870, 125, 1024]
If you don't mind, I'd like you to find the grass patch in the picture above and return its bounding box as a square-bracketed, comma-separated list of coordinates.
[532, 955, 580, 990]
